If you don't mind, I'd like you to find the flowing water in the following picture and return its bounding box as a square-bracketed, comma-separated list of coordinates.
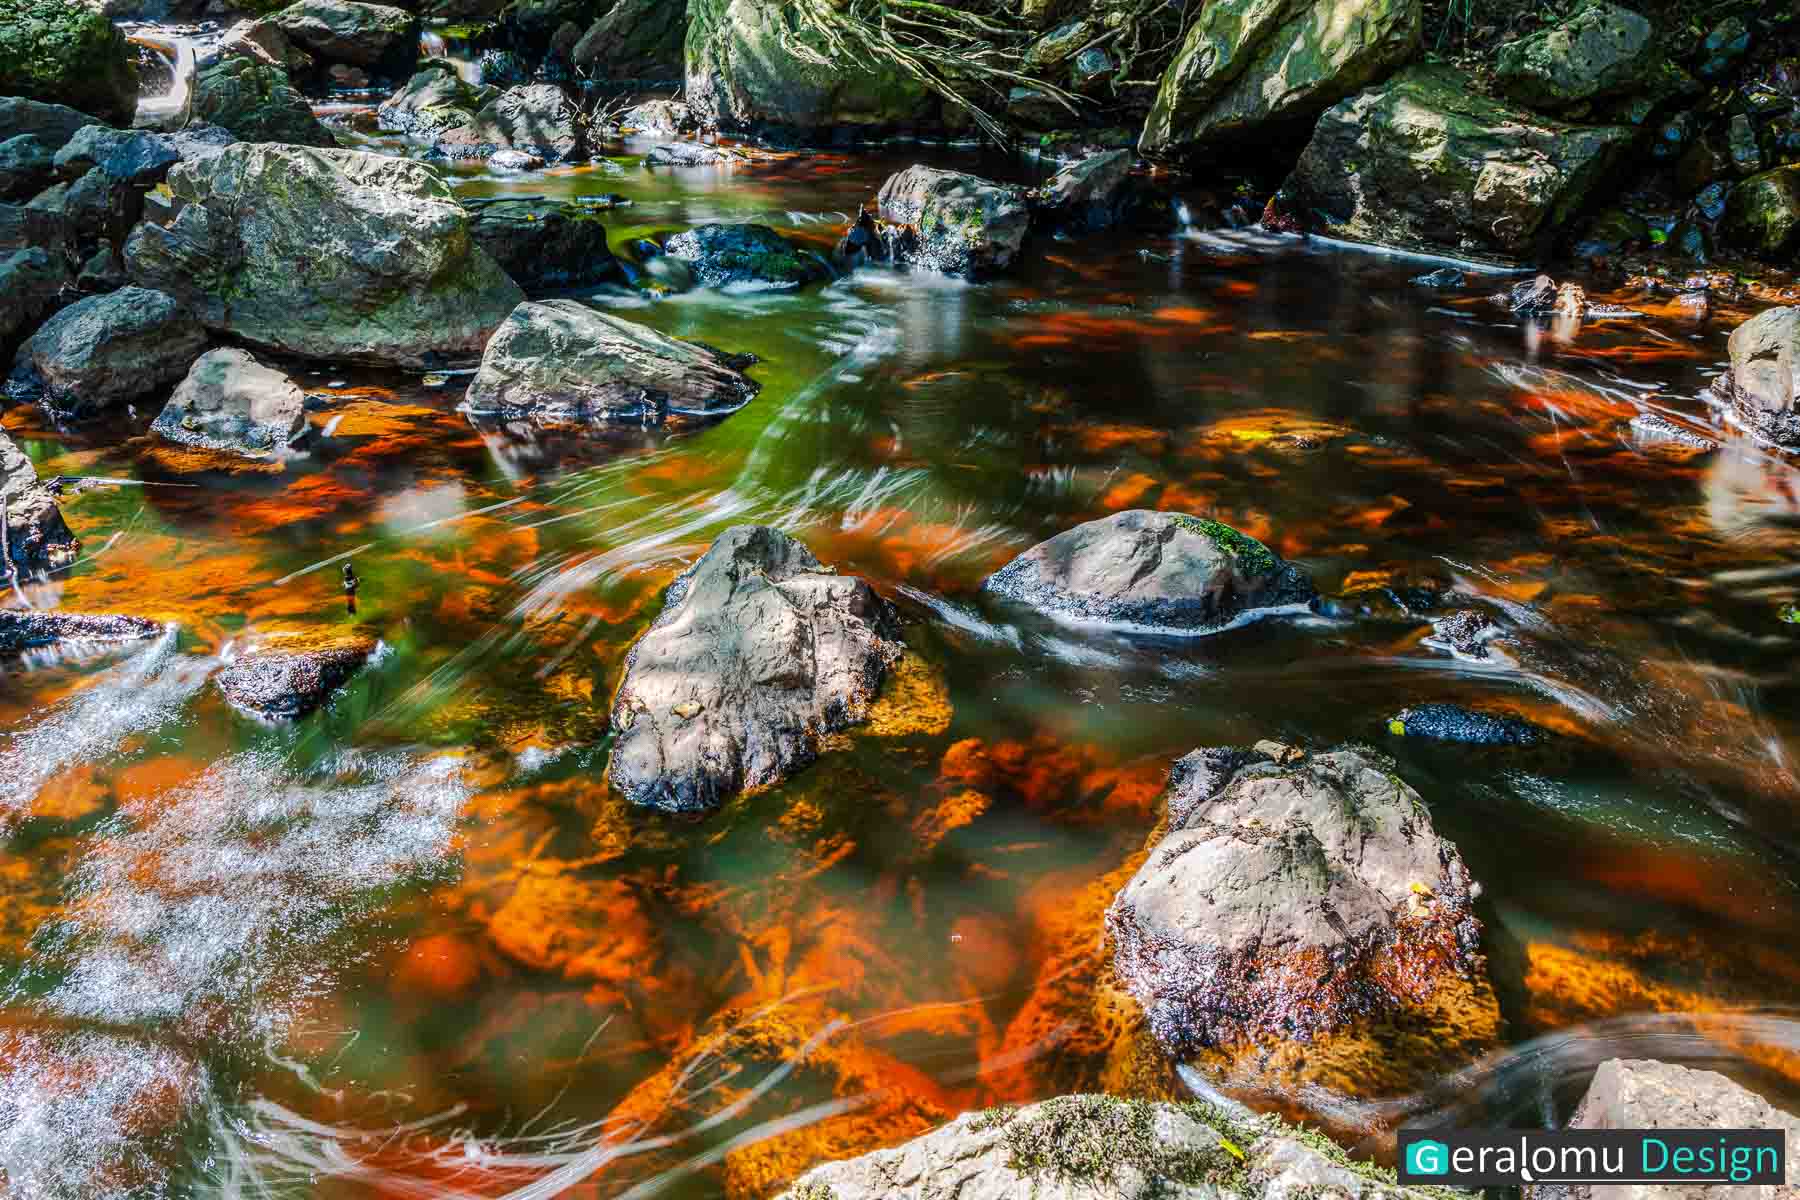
[4, 125, 1800, 1198]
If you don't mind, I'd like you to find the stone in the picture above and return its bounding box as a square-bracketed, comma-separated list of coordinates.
[661, 223, 831, 290]
[0, 428, 78, 577]
[488, 149, 544, 171]
[1427, 609, 1495, 659]
[0, 249, 68, 354]
[1007, 86, 1068, 131]
[0, 97, 105, 154]
[1106, 745, 1484, 1056]
[644, 140, 747, 166]
[1715, 306, 1800, 448]
[186, 49, 337, 147]
[1539, 1058, 1800, 1200]
[124, 143, 523, 368]
[436, 83, 586, 161]
[0, 135, 55, 202]
[873, 164, 1032, 276]
[615, 99, 694, 137]
[13, 286, 206, 419]
[685, 0, 938, 138]
[1695, 16, 1748, 81]
[1386, 703, 1543, 745]
[273, 0, 418, 68]
[1285, 65, 1634, 263]
[1507, 274, 1559, 314]
[607, 525, 905, 813]
[76, 247, 127, 293]
[377, 64, 497, 141]
[0, 0, 138, 128]
[0, 608, 162, 653]
[1494, 1, 1657, 111]
[1723, 165, 1800, 260]
[463, 197, 619, 292]
[1140, 0, 1421, 159]
[0, 200, 67, 256]
[462, 300, 758, 424]
[153, 348, 308, 456]
[215, 631, 377, 720]
[217, 16, 314, 75]
[982, 510, 1315, 634]
[1025, 19, 1094, 72]
[1032, 148, 1133, 233]
[53, 126, 181, 187]
[571, 0, 686, 82]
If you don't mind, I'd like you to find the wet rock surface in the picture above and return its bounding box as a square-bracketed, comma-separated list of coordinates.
[982, 509, 1315, 634]
[0, 98, 104, 155]
[871, 165, 1032, 276]
[0, 609, 163, 653]
[464, 197, 618, 292]
[12, 286, 206, 419]
[644, 140, 747, 166]
[0, 428, 78, 576]
[1106, 744, 1484, 1056]
[1387, 703, 1544, 746]
[615, 99, 694, 137]
[215, 632, 378, 720]
[273, 0, 417, 69]
[1713, 305, 1799, 447]
[462, 300, 759, 424]
[661, 223, 831, 290]
[377, 64, 497, 142]
[152, 348, 308, 457]
[124, 143, 522, 368]
[607, 525, 905, 813]
[1032, 148, 1133, 233]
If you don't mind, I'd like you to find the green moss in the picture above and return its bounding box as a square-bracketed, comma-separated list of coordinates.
[789, 1184, 837, 1200]
[997, 1096, 1253, 1191]
[0, 0, 138, 126]
[1171, 515, 1278, 575]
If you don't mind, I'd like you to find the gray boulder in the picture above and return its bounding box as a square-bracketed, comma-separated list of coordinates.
[607, 525, 905, 814]
[644, 140, 747, 166]
[873, 165, 1032, 276]
[1714, 306, 1799, 448]
[0, 135, 56, 201]
[273, 0, 417, 68]
[124, 143, 522, 368]
[982, 509, 1314, 634]
[186, 46, 336, 148]
[0, 608, 162, 653]
[52, 126, 180, 186]
[0, 97, 103, 154]
[435, 83, 586, 162]
[216, 632, 377, 720]
[0, 428, 78, 577]
[13, 286, 206, 418]
[153, 348, 308, 457]
[461, 300, 758, 424]
[377, 63, 497, 141]
[570, 0, 685, 82]
[1032, 148, 1133, 232]
[1106, 744, 1484, 1056]
[0, 248, 69, 352]
[614, 99, 694, 137]
[464, 197, 618, 292]
[661, 223, 831, 290]
[1285, 65, 1634, 263]
[1494, 1, 1657, 112]
[1140, 0, 1421, 159]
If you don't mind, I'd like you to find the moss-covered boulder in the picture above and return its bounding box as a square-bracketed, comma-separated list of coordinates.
[463, 196, 618, 292]
[1139, 0, 1420, 160]
[14, 286, 208, 419]
[1493, 1, 1656, 112]
[1722, 165, 1800, 260]
[272, 0, 417, 68]
[661, 223, 830, 290]
[0, 0, 138, 128]
[572, 0, 685, 83]
[867, 164, 1032, 276]
[685, 0, 937, 139]
[1285, 65, 1634, 263]
[186, 48, 336, 148]
[123, 143, 522, 368]
[434, 83, 586, 161]
[376, 63, 497, 141]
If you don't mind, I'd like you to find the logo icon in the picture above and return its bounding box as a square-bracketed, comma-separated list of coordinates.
[1407, 1140, 1449, 1177]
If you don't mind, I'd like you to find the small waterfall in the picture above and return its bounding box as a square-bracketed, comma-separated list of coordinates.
[419, 28, 480, 84]
[129, 32, 196, 130]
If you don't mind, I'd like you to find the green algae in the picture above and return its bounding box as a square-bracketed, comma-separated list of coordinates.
[1172, 515, 1278, 575]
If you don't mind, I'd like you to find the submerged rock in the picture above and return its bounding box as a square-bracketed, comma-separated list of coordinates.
[1494, 1, 1657, 112]
[463, 197, 618, 292]
[0, 0, 138, 128]
[13, 286, 206, 419]
[1140, 0, 1421, 159]
[0, 428, 78, 576]
[872, 165, 1032, 276]
[1386, 703, 1543, 745]
[607, 525, 905, 813]
[125, 143, 522, 368]
[1714, 306, 1799, 448]
[462, 300, 759, 424]
[661, 223, 831, 290]
[153, 348, 308, 457]
[216, 631, 377, 720]
[982, 510, 1315, 634]
[1106, 744, 1485, 1055]
[0, 608, 162, 653]
[1285, 65, 1633, 263]
[273, 0, 417, 68]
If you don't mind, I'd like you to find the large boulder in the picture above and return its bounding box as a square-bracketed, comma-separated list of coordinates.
[377, 63, 497, 141]
[12, 286, 206, 419]
[124, 143, 523, 368]
[464, 197, 618, 292]
[870, 165, 1032, 276]
[982, 509, 1314, 634]
[186, 46, 336, 148]
[1031, 148, 1134, 233]
[0, 97, 104, 154]
[1105, 744, 1484, 1057]
[1139, 0, 1420, 159]
[0, 0, 138, 128]
[572, 0, 686, 82]
[661, 223, 831, 290]
[685, 0, 938, 138]
[1714, 306, 1799, 448]
[0, 248, 69, 354]
[1285, 65, 1634, 263]
[273, 0, 418, 68]
[1494, 1, 1657, 112]
[0, 428, 78, 577]
[435, 83, 587, 161]
[777, 1095, 1459, 1200]
[1722, 165, 1800, 261]
[613, 98, 695, 137]
[0, 135, 56, 201]
[461, 300, 758, 424]
[53, 126, 182, 187]
[153, 348, 308, 457]
[607, 525, 905, 814]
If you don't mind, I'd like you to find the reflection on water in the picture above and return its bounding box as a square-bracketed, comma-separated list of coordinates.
[2, 133, 1800, 1197]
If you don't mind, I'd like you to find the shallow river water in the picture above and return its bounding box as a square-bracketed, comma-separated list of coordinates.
[4, 129, 1800, 1198]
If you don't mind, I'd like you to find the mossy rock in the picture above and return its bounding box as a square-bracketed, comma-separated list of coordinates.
[0, 0, 137, 128]
[1722, 165, 1800, 260]
[1493, 0, 1657, 111]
